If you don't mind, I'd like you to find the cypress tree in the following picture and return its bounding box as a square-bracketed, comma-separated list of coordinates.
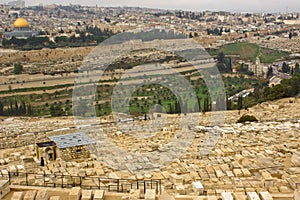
[0, 101, 4, 116]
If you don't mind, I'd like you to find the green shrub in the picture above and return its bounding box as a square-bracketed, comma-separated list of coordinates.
[14, 63, 23, 74]
[237, 115, 258, 123]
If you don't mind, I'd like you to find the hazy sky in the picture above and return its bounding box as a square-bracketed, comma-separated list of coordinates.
[5, 0, 300, 13]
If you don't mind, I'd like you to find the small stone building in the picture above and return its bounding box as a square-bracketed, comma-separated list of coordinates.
[49, 132, 96, 161]
[35, 141, 58, 162]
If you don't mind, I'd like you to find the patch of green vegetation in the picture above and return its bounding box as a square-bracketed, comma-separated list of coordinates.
[247, 74, 300, 104]
[208, 42, 260, 62]
[96, 103, 112, 116]
[0, 75, 259, 117]
[0, 54, 266, 118]
[237, 115, 258, 123]
[260, 48, 290, 63]
[223, 76, 260, 97]
[208, 42, 290, 64]
[13, 63, 23, 74]
[0, 84, 74, 94]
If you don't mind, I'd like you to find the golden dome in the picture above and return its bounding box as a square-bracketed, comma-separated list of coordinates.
[13, 18, 29, 28]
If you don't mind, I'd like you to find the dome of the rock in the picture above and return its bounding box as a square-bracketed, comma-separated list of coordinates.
[13, 17, 30, 28]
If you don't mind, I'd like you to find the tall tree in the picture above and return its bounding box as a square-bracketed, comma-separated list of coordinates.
[266, 66, 273, 79]
[14, 63, 23, 74]
[168, 103, 174, 114]
[14, 101, 19, 115]
[282, 62, 290, 74]
[27, 104, 33, 116]
[237, 95, 243, 114]
[295, 63, 300, 75]
[197, 96, 201, 112]
[175, 100, 181, 114]
[217, 52, 225, 64]
[0, 101, 4, 115]
[289, 31, 293, 40]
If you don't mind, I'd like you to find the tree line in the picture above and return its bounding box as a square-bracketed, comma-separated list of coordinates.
[0, 100, 33, 116]
[2, 26, 114, 50]
[159, 94, 226, 115]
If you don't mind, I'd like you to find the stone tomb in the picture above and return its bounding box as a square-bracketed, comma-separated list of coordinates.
[35, 189, 48, 200]
[93, 190, 105, 200]
[23, 190, 37, 200]
[246, 192, 260, 200]
[192, 181, 204, 195]
[0, 180, 9, 199]
[11, 192, 24, 200]
[221, 192, 234, 200]
[48, 132, 96, 161]
[81, 190, 93, 200]
[295, 190, 300, 200]
[259, 191, 273, 200]
[68, 187, 81, 200]
[145, 189, 156, 200]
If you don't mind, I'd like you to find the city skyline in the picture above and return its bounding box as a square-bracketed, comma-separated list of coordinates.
[2, 0, 300, 13]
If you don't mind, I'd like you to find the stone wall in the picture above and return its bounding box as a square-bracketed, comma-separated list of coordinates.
[59, 146, 90, 161]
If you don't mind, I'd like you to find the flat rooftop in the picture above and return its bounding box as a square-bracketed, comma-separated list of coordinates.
[49, 132, 96, 149]
[36, 141, 56, 148]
